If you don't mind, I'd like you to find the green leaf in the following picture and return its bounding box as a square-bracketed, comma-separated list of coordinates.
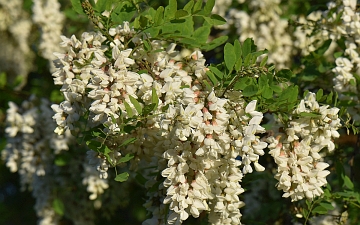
[210, 14, 226, 25]
[270, 85, 282, 93]
[175, 9, 188, 18]
[123, 124, 137, 133]
[260, 55, 268, 67]
[164, 0, 177, 20]
[206, 70, 219, 86]
[268, 65, 275, 72]
[193, 24, 211, 43]
[250, 50, 268, 64]
[113, 12, 134, 24]
[99, 145, 112, 158]
[143, 103, 157, 116]
[202, 36, 228, 51]
[276, 69, 293, 80]
[209, 66, 224, 79]
[335, 191, 355, 198]
[129, 96, 142, 114]
[119, 137, 137, 148]
[234, 57, 243, 71]
[118, 153, 135, 163]
[95, 0, 113, 12]
[71, 0, 85, 15]
[258, 74, 268, 89]
[0, 72, 6, 88]
[288, 86, 299, 103]
[124, 101, 134, 117]
[143, 39, 152, 51]
[319, 202, 335, 211]
[139, 15, 149, 28]
[242, 38, 252, 59]
[302, 208, 309, 218]
[316, 89, 323, 101]
[262, 86, 273, 99]
[86, 140, 102, 150]
[203, 80, 212, 91]
[92, 130, 105, 138]
[323, 188, 331, 198]
[154, 6, 164, 25]
[234, 39, 242, 60]
[115, 172, 130, 182]
[224, 43, 236, 71]
[279, 86, 298, 104]
[243, 53, 252, 67]
[313, 39, 332, 56]
[152, 88, 159, 107]
[183, 0, 194, 13]
[233, 77, 250, 90]
[54, 155, 69, 166]
[203, 0, 215, 15]
[53, 198, 65, 216]
[193, 0, 202, 13]
[334, 51, 343, 58]
[242, 85, 258, 97]
[312, 205, 328, 214]
[326, 91, 333, 104]
[343, 175, 354, 190]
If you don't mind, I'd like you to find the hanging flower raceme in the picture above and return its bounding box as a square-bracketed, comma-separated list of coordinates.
[267, 92, 341, 201]
[50, 21, 274, 225]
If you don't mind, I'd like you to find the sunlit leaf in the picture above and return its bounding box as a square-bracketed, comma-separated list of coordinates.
[118, 153, 135, 163]
[242, 85, 258, 97]
[115, 172, 130, 182]
[53, 198, 65, 216]
[224, 43, 236, 71]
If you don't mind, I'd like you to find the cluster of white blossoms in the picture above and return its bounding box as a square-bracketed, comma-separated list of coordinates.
[32, 0, 65, 72]
[227, 0, 293, 69]
[2, 97, 69, 185]
[2, 97, 66, 224]
[267, 92, 341, 201]
[0, 0, 33, 89]
[292, 11, 326, 57]
[51, 21, 269, 225]
[2, 97, 124, 225]
[324, 0, 360, 121]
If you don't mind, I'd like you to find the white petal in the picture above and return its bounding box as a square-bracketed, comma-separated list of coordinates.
[245, 100, 257, 113]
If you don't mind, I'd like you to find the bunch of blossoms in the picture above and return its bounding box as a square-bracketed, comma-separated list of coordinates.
[266, 92, 341, 201]
[0, 0, 33, 90]
[1, 96, 127, 225]
[292, 11, 325, 56]
[322, 0, 360, 122]
[226, 0, 293, 69]
[210, 0, 245, 22]
[2, 96, 68, 224]
[52, 20, 269, 225]
[32, 0, 65, 72]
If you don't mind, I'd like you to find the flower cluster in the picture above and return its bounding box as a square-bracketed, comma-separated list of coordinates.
[32, 0, 65, 72]
[2, 97, 126, 225]
[0, 0, 33, 89]
[267, 92, 341, 201]
[227, 0, 293, 69]
[1, 1, 354, 224]
[51, 21, 269, 224]
[325, 0, 360, 121]
[2, 97, 67, 224]
[2, 97, 70, 185]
